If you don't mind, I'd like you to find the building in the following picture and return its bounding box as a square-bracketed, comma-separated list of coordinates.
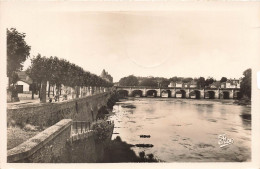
[210, 81, 221, 89]
[100, 69, 113, 83]
[189, 80, 197, 88]
[168, 81, 175, 87]
[175, 82, 183, 88]
[221, 78, 241, 89]
[16, 71, 33, 93]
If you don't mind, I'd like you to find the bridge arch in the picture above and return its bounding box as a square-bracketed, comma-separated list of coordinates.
[190, 90, 201, 99]
[205, 91, 215, 99]
[161, 90, 171, 98]
[117, 90, 129, 98]
[176, 90, 186, 98]
[146, 90, 157, 97]
[132, 90, 143, 97]
[235, 91, 242, 99]
[223, 91, 230, 99]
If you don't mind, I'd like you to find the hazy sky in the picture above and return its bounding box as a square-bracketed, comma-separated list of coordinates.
[1, 2, 260, 82]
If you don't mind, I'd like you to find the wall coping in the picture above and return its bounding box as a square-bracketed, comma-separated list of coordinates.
[7, 119, 72, 162]
[7, 92, 109, 110]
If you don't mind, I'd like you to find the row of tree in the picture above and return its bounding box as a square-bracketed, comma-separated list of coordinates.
[7, 28, 113, 102]
[119, 76, 224, 88]
[26, 54, 113, 88]
[26, 55, 113, 101]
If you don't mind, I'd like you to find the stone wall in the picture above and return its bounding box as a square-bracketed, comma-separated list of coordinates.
[66, 123, 114, 163]
[7, 92, 111, 128]
[7, 120, 114, 163]
[8, 119, 72, 163]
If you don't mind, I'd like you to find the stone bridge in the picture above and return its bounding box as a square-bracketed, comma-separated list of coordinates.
[116, 86, 241, 99]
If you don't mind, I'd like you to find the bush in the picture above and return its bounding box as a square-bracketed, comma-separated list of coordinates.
[92, 121, 112, 143]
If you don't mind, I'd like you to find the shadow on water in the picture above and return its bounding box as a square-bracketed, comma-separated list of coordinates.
[121, 104, 136, 109]
[102, 136, 161, 163]
[239, 107, 251, 127]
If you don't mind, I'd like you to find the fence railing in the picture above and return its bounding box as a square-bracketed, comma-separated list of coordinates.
[71, 120, 114, 135]
[71, 121, 91, 135]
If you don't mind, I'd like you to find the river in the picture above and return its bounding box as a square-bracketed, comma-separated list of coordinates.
[108, 98, 251, 162]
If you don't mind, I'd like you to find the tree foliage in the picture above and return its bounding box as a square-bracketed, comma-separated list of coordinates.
[26, 54, 113, 88]
[182, 77, 193, 83]
[7, 28, 31, 86]
[119, 75, 139, 86]
[169, 76, 183, 82]
[139, 78, 158, 87]
[197, 77, 205, 88]
[240, 68, 251, 99]
[160, 78, 170, 87]
[205, 77, 215, 86]
[220, 77, 228, 83]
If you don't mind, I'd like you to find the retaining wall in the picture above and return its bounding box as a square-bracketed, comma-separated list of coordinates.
[7, 92, 110, 128]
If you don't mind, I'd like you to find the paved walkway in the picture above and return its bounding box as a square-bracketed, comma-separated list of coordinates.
[7, 92, 104, 109]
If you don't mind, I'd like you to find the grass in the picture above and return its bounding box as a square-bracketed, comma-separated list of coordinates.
[7, 126, 40, 150]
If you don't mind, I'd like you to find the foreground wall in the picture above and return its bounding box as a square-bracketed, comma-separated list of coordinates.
[8, 119, 72, 162]
[67, 124, 114, 163]
[7, 92, 111, 128]
[7, 119, 114, 163]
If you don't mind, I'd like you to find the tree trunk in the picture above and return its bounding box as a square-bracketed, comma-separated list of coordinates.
[53, 84, 55, 96]
[31, 82, 35, 99]
[32, 90, 34, 99]
[38, 83, 41, 98]
[40, 80, 47, 103]
[48, 82, 51, 98]
[76, 86, 79, 98]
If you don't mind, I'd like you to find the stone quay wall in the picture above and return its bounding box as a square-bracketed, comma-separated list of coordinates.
[7, 92, 111, 128]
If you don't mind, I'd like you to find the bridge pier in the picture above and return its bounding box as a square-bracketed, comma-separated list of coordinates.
[129, 88, 133, 97]
[186, 89, 190, 99]
[170, 89, 176, 98]
[230, 90, 234, 99]
[157, 88, 161, 97]
[143, 88, 147, 97]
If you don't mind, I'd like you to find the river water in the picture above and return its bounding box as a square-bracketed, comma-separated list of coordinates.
[109, 98, 251, 162]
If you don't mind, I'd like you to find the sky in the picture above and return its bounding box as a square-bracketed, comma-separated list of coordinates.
[1, 2, 260, 82]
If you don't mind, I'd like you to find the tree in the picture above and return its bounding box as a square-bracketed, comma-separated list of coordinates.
[26, 54, 49, 102]
[160, 78, 170, 87]
[197, 77, 205, 88]
[139, 78, 157, 87]
[240, 68, 251, 99]
[169, 76, 178, 82]
[205, 77, 215, 86]
[7, 28, 31, 87]
[119, 75, 139, 86]
[220, 77, 228, 83]
[182, 77, 193, 83]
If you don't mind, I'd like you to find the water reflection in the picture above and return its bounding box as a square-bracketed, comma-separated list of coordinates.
[109, 98, 251, 162]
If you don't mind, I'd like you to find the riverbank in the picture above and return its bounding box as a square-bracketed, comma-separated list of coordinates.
[233, 98, 251, 107]
[102, 136, 161, 162]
